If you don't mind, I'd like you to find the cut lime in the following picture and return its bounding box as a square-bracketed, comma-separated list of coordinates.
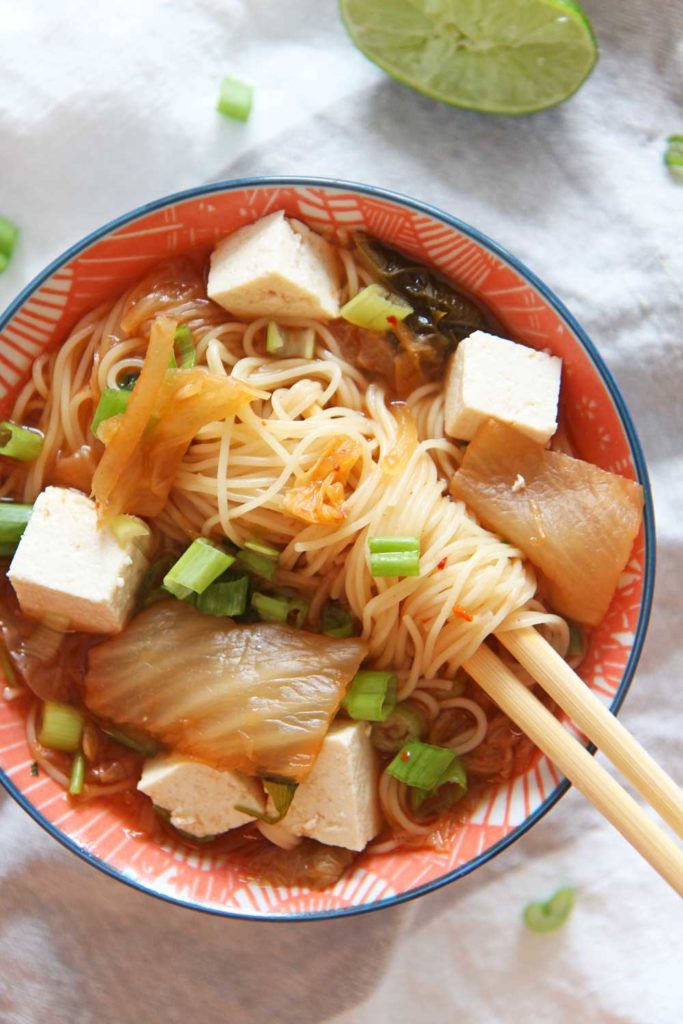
[340, 0, 598, 115]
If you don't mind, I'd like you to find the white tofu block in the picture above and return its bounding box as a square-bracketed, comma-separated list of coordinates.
[279, 720, 381, 852]
[444, 331, 562, 444]
[138, 754, 265, 838]
[207, 211, 341, 320]
[8, 487, 151, 634]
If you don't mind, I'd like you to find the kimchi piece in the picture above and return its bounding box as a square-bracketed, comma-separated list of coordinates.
[92, 316, 260, 523]
[84, 600, 368, 783]
[450, 420, 643, 627]
[283, 437, 362, 525]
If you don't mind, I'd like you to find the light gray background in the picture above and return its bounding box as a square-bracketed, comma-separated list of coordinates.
[1, 2, 682, 1022]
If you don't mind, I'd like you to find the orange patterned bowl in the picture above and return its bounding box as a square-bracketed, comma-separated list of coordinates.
[0, 178, 654, 920]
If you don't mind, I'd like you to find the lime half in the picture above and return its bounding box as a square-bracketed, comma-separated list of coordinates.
[340, 0, 598, 115]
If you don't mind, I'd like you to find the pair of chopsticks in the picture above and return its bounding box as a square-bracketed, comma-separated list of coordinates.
[463, 626, 683, 897]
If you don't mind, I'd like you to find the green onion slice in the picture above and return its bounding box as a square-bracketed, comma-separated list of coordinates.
[216, 76, 253, 122]
[68, 752, 86, 796]
[340, 284, 412, 332]
[195, 576, 249, 617]
[344, 670, 397, 722]
[172, 324, 197, 369]
[368, 536, 420, 553]
[0, 640, 17, 687]
[163, 538, 235, 600]
[235, 779, 298, 825]
[266, 322, 316, 359]
[266, 322, 286, 354]
[39, 701, 85, 753]
[103, 724, 160, 756]
[524, 888, 576, 933]
[0, 422, 44, 463]
[0, 215, 18, 271]
[369, 550, 420, 578]
[321, 602, 355, 638]
[371, 702, 425, 753]
[0, 502, 33, 545]
[568, 621, 587, 660]
[387, 740, 466, 791]
[237, 540, 280, 581]
[110, 514, 150, 549]
[251, 591, 309, 628]
[665, 134, 683, 166]
[91, 388, 130, 438]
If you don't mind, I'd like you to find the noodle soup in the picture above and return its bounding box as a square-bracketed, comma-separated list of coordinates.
[0, 202, 645, 900]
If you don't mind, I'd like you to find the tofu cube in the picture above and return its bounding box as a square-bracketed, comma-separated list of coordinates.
[444, 331, 562, 444]
[8, 487, 151, 634]
[207, 211, 341, 321]
[277, 720, 381, 852]
[138, 754, 265, 838]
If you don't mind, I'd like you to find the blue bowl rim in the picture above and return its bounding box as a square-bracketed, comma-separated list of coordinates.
[0, 175, 656, 924]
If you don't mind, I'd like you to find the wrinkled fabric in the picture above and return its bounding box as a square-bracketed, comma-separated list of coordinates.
[1, 1, 682, 1022]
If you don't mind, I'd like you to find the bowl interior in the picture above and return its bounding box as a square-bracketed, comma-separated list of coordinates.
[0, 180, 652, 920]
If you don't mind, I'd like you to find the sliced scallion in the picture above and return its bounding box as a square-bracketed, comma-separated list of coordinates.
[0, 502, 33, 545]
[195, 576, 249, 617]
[368, 536, 420, 553]
[265, 323, 315, 359]
[110, 514, 150, 549]
[264, 779, 297, 819]
[371, 702, 425, 753]
[665, 134, 683, 177]
[0, 422, 44, 463]
[163, 538, 235, 600]
[68, 752, 86, 796]
[368, 535, 420, 577]
[235, 779, 298, 824]
[237, 539, 279, 581]
[343, 670, 397, 722]
[321, 602, 355, 638]
[524, 888, 576, 933]
[0, 641, 17, 686]
[266, 322, 286, 354]
[103, 724, 160, 756]
[172, 324, 196, 369]
[216, 76, 253, 122]
[39, 701, 84, 753]
[387, 740, 464, 791]
[0, 215, 18, 272]
[91, 388, 130, 437]
[568, 621, 586, 660]
[340, 283, 413, 332]
[251, 591, 309, 628]
[369, 550, 420, 577]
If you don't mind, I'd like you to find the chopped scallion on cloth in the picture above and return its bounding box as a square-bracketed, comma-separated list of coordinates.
[524, 888, 576, 933]
[0, 215, 18, 273]
[216, 76, 253, 122]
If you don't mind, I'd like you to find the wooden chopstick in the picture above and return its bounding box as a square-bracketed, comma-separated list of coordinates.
[496, 626, 683, 840]
[463, 642, 683, 898]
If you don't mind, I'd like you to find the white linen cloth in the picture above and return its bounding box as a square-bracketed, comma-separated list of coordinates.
[1, 2, 682, 1021]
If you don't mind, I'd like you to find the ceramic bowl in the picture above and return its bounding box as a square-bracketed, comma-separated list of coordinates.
[0, 178, 655, 920]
